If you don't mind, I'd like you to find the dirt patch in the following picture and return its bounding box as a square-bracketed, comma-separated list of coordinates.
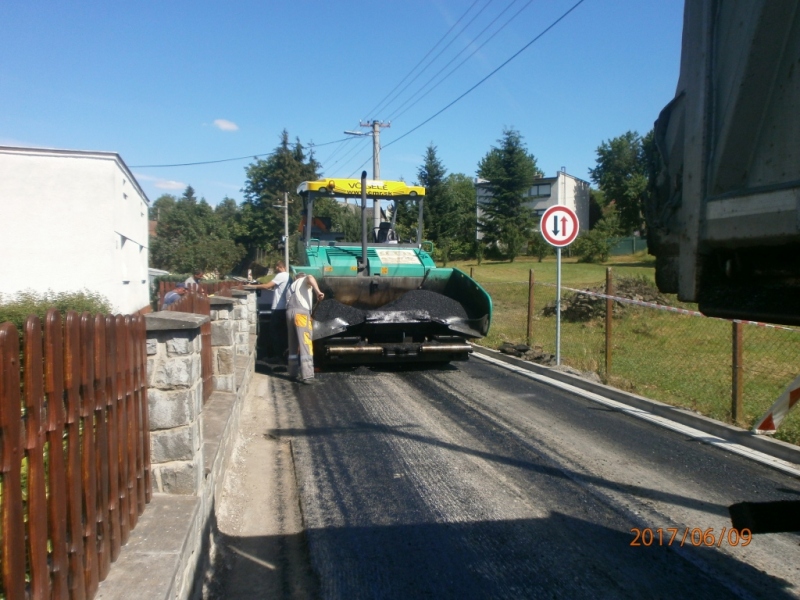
[542, 276, 670, 322]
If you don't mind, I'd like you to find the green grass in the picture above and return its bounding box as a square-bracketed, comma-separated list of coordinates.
[448, 253, 800, 445]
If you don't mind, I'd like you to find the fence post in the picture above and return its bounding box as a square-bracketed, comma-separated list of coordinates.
[527, 269, 535, 346]
[470, 267, 474, 278]
[605, 267, 613, 376]
[732, 321, 744, 424]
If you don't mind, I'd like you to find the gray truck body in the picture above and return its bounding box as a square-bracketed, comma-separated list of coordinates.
[647, 0, 800, 325]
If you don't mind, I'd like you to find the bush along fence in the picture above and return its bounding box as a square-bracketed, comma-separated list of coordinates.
[0, 287, 258, 599]
[0, 310, 150, 600]
[476, 268, 800, 444]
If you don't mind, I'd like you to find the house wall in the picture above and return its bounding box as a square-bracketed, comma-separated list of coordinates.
[0, 147, 150, 313]
[525, 173, 590, 228]
[476, 172, 591, 238]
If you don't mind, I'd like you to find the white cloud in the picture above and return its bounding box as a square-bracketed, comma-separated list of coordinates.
[155, 179, 186, 190]
[134, 173, 186, 190]
[213, 119, 239, 132]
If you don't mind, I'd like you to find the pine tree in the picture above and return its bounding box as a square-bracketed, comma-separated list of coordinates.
[477, 128, 540, 262]
[241, 130, 321, 255]
[417, 144, 448, 241]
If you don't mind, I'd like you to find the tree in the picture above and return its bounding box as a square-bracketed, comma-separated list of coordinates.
[477, 128, 541, 262]
[443, 173, 477, 242]
[417, 144, 448, 241]
[150, 185, 246, 274]
[528, 221, 552, 263]
[149, 193, 176, 221]
[572, 202, 623, 263]
[589, 130, 654, 235]
[241, 130, 321, 258]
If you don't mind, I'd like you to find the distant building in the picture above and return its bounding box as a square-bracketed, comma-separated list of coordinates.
[476, 170, 591, 239]
[0, 146, 151, 313]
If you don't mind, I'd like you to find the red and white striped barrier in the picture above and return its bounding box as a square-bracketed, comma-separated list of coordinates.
[753, 374, 800, 434]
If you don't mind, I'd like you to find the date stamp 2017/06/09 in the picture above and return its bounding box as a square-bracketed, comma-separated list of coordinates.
[630, 527, 752, 547]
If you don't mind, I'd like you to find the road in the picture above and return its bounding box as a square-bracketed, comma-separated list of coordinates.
[212, 357, 800, 599]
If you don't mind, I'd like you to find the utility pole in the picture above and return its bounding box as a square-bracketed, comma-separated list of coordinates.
[346, 120, 390, 232]
[282, 191, 289, 269]
[272, 192, 290, 269]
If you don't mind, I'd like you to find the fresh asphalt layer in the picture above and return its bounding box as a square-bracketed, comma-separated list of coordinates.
[472, 348, 800, 478]
[256, 357, 800, 599]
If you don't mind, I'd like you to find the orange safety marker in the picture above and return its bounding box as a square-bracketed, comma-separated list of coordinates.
[753, 374, 800, 434]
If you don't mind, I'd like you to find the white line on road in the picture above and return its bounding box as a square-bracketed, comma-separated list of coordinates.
[474, 353, 800, 478]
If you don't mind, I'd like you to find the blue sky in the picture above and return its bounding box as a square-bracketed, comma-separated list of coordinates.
[1, 0, 684, 205]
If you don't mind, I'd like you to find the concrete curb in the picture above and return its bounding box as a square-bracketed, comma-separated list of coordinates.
[471, 345, 800, 468]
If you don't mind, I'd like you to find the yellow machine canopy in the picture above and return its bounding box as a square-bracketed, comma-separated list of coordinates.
[298, 179, 425, 198]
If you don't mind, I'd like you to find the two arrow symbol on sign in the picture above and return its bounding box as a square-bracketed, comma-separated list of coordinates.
[551, 215, 568, 236]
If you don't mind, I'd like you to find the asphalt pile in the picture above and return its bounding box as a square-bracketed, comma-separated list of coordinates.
[380, 290, 469, 320]
[313, 290, 468, 323]
[313, 300, 366, 325]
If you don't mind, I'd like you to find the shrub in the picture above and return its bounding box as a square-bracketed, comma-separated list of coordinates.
[0, 289, 113, 332]
[572, 203, 622, 264]
[528, 235, 552, 262]
[433, 238, 472, 266]
[473, 240, 485, 265]
[572, 229, 616, 263]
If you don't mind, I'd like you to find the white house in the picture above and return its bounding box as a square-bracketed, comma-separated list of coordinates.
[0, 146, 151, 314]
[476, 170, 591, 238]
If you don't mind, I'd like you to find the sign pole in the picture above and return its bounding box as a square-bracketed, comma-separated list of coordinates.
[556, 246, 562, 365]
[539, 204, 579, 368]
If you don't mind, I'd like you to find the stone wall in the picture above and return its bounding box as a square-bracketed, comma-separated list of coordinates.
[99, 291, 258, 599]
[145, 313, 208, 495]
[210, 297, 236, 393]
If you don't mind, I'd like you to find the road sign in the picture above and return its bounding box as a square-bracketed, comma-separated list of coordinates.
[540, 205, 579, 247]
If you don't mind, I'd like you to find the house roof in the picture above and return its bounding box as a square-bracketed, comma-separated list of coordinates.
[475, 171, 591, 187]
[0, 145, 151, 204]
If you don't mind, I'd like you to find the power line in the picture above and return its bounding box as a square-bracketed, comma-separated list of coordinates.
[347, 154, 374, 179]
[129, 136, 352, 168]
[385, 0, 588, 150]
[374, 0, 497, 119]
[387, 0, 534, 123]
[326, 136, 372, 174]
[363, 0, 484, 120]
[130, 153, 272, 168]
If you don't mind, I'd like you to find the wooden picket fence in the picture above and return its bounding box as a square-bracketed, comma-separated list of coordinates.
[166, 292, 213, 404]
[0, 310, 151, 600]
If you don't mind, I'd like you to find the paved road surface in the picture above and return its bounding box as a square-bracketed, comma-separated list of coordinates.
[213, 358, 800, 599]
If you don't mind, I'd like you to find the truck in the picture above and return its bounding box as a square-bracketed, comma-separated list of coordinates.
[294, 172, 492, 365]
[645, 0, 800, 326]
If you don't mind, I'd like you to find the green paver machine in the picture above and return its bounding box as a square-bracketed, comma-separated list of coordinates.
[295, 172, 492, 364]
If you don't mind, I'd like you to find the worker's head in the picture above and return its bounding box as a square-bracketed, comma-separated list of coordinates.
[175, 283, 187, 295]
[193, 269, 204, 279]
[275, 261, 286, 272]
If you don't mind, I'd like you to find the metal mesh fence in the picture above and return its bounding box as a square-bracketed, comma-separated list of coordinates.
[474, 273, 800, 444]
